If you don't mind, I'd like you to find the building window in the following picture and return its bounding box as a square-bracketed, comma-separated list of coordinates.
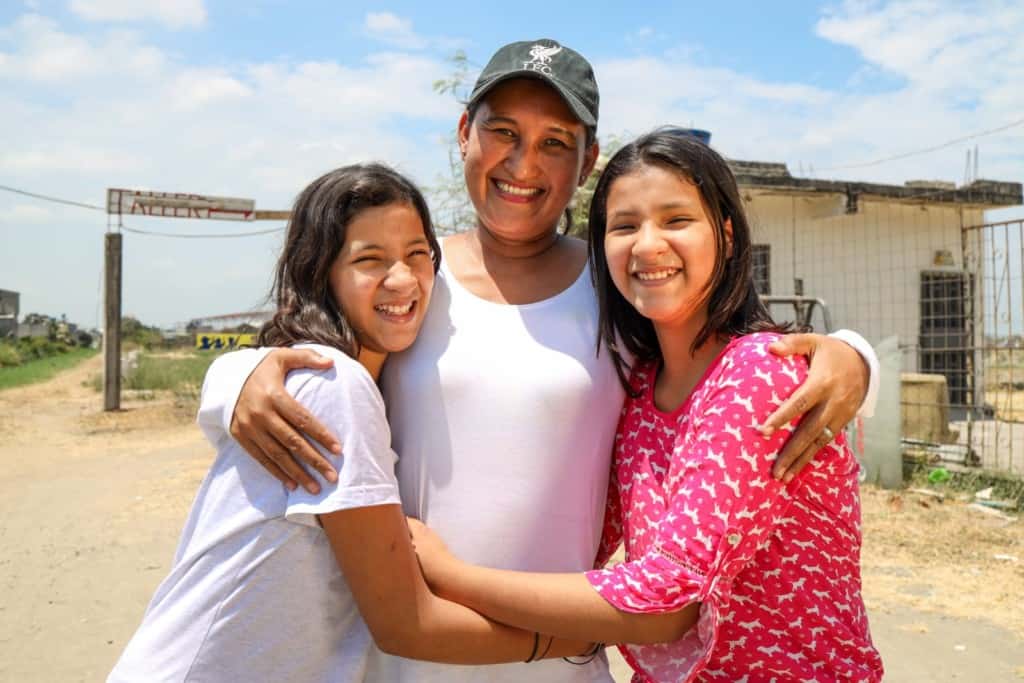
[919, 271, 971, 406]
[752, 244, 771, 295]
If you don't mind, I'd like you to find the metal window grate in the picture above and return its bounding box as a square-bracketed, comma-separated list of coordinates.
[919, 271, 971, 406]
[752, 244, 771, 295]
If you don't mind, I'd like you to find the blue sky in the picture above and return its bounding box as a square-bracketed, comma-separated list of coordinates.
[1, 0, 1022, 327]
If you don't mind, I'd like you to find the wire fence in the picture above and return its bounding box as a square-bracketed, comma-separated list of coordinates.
[957, 219, 1024, 480]
[747, 195, 1023, 499]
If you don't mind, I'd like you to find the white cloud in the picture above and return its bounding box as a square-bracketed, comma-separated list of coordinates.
[596, 1, 1024, 186]
[596, 57, 833, 142]
[0, 146, 141, 173]
[364, 11, 425, 49]
[362, 11, 464, 52]
[0, 14, 165, 83]
[0, 12, 462, 326]
[815, 0, 1024, 95]
[167, 68, 252, 112]
[244, 53, 454, 124]
[69, 0, 207, 29]
[625, 26, 656, 45]
[4, 4, 1021, 328]
[0, 203, 53, 224]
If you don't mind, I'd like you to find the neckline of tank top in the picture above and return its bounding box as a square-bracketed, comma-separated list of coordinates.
[438, 242, 591, 311]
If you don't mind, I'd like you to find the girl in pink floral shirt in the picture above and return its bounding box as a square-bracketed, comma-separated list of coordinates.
[410, 131, 883, 682]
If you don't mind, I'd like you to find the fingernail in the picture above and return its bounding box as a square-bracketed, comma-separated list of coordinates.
[784, 473, 794, 483]
[325, 471, 338, 483]
[758, 425, 774, 437]
[331, 443, 342, 454]
[772, 469, 783, 480]
[286, 481, 297, 491]
[307, 483, 321, 495]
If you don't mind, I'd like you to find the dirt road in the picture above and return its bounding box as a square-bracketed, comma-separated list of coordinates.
[1, 355, 1021, 681]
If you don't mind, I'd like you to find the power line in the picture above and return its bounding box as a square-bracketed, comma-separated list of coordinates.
[120, 223, 285, 239]
[1, 181, 285, 238]
[0, 183, 105, 211]
[818, 116, 1024, 172]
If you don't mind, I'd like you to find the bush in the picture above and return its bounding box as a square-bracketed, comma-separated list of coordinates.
[16, 336, 71, 360]
[122, 316, 164, 350]
[0, 347, 97, 390]
[0, 344, 22, 368]
[75, 330, 95, 348]
[0, 336, 78, 369]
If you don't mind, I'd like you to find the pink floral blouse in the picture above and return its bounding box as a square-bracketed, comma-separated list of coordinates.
[586, 333, 883, 682]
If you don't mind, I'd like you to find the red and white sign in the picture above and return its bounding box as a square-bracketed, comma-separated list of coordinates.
[107, 188, 256, 221]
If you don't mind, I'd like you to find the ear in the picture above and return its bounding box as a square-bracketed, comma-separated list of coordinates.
[723, 217, 734, 258]
[456, 110, 471, 159]
[578, 141, 600, 186]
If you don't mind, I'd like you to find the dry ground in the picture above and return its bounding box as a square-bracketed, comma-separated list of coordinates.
[1, 355, 1022, 681]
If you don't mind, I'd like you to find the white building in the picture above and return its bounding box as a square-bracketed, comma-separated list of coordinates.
[734, 161, 1021, 408]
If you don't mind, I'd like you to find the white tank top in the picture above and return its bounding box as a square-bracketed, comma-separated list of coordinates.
[374, 246, 625, 682]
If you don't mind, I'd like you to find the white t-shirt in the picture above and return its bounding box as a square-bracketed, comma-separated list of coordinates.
[110, 344, 400, 683]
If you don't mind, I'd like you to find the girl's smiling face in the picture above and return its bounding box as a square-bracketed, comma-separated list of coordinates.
[603, 163, 732, 332]
[329, 202, 435, 357]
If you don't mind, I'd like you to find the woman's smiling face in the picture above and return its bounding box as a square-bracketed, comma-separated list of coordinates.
[458, 78, 597, 241]
[603, 163, 732, 332]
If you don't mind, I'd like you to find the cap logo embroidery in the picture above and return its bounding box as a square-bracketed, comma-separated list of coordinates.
[523, 44, 562, 76]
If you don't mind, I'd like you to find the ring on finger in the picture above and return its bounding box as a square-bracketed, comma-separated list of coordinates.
[822, 425, 835, 442]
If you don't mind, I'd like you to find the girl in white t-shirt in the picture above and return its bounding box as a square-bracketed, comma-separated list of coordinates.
[108, 164, 593, 682]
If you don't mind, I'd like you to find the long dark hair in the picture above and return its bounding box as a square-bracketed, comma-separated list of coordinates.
[588, 131, 788, 394]
[258, 163, 440, 357]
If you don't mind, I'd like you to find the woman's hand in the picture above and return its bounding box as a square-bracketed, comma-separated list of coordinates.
[407, 517, 460, 593]
[760, 333, 869, 482]
[230, 348, 341, 494]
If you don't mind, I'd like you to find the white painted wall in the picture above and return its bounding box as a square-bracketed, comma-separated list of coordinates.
[742, 193, 986, 372]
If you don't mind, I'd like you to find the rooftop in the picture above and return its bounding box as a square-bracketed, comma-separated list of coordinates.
[728, 160, 1022, 208]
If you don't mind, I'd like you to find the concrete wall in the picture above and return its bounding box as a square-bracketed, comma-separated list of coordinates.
[17, 323, 50, 338]
[0, 289, 19, 337]
[901, 372, 956, 443]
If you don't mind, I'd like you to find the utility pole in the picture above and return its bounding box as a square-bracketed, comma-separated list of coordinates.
[102, 188, 288, 412]
[103, 232, 122, 411]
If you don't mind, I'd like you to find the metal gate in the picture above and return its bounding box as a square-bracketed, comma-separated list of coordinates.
[959, 218, 1024, 478]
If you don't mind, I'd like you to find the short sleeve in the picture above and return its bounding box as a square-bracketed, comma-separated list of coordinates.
[196, 347, 273, 447]
[278, 345, 401, 527]
[585, 335, 810, 679]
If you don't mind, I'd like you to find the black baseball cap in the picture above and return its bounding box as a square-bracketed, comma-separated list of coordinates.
[468, 39, 599, 128]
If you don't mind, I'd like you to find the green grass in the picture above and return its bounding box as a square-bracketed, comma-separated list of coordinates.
[82, 352, 221, 410]
[124, 353, 218, 395]
[904, 462, 1024, 509]
[0, 347, 99, 390]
